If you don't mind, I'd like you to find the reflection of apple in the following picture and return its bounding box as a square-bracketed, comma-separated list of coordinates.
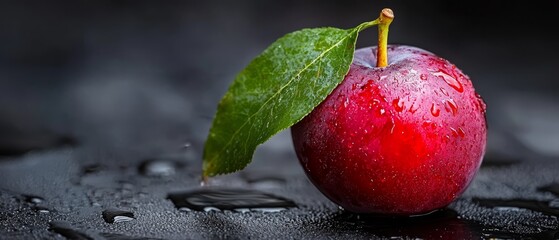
[336, 209, 478, 239]
[291, 15, 487, 214]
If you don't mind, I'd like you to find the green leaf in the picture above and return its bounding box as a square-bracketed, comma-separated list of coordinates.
[203, 21, 376, 177]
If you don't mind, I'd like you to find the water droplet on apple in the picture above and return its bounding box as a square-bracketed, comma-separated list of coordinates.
[392, 98, 405, 112]
[458, 127, 466, 138]
[445, 99, 458, 115]
[440, 87, 449, 96]
[409, 100, 419, 113]
[343, 97, 350, 108]
[430, 103, 440, 117]
[420, 74, 428, 80]
[433, 71, 464, 93]
[422, 120, 437, 130]
[379, 108, 386, 115]
[450, 127, 459, 137]
[475, 93, 487, 114]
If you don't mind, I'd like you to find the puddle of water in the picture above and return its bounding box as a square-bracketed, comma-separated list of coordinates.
[335, 206, 559, 240]
[335, 209, 481, 239]
[102, 208, 135, 223]
[167, 187, 296, 213]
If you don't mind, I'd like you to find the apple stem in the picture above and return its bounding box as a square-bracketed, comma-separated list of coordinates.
[376, 8, 394, 68]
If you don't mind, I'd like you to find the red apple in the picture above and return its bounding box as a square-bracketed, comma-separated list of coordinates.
[292, 45, 487, 215]
[291, 12, 486, 214]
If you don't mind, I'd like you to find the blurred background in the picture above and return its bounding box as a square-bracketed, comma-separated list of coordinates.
[1, 0, 559, 164]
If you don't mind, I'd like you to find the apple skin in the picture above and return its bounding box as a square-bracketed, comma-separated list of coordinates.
[291, 45, 487, 215]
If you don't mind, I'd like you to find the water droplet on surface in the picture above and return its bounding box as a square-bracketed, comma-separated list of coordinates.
[23, 195, 51, 213]
[446, 99, 458, 115]
[251, 207, 288, 213]
[102, 209, 135, 223]
[34, 205, 51, 213]
[379, 108, 386, 115]
[167, 187, 296, 212]
[138, 159, 177, 177]
[81, 164, 104, 175]
[433, 71, 463, 92]
[430, 103, 440, 117]
[392, 98, 405, 112]
[234, 208, 251, 213]
[203, 207, 220, 212]
[24, 195, 44, 204]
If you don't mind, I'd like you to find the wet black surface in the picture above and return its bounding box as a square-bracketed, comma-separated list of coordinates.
[2, 147, 559, 239]
[49, 221, 94, 240]
[2, 1, 559, 239]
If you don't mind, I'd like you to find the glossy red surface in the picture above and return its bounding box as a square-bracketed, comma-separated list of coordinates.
[291, 45, 487, 214]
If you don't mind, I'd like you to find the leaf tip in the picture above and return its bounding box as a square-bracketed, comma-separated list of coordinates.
[202, 160, 214, 177]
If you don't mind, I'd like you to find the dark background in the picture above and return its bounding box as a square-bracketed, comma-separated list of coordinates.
[1, 1, 559, 239]
[1, 0, 559, 160]
[0, 0, 559, 160]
